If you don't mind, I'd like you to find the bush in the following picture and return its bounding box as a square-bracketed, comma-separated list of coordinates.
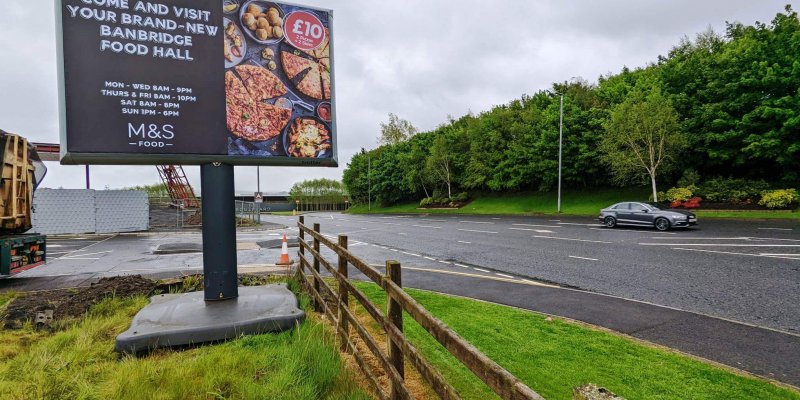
[758, 189, 799, 209]
[696, 178, 770, 204]
[677, 169, 701, 188]
[419, 197, 432, 207]
[666, 186, 695, 202]
[453, 192, 469, 202]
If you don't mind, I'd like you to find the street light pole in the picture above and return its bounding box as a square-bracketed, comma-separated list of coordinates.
[368, 156, 371, 211]
[256, 166, 261, 223]
[558, 94, 563, 213]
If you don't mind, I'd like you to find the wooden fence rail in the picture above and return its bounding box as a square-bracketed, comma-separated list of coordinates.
[295, 216, 544, 400]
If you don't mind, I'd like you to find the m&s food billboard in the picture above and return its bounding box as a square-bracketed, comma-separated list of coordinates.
[56, 0, 337, 167]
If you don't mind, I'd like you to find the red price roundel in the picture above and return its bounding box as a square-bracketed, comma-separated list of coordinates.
[284, 11, 326, 51]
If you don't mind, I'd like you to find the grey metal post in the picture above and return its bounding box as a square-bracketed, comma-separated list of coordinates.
[368, 156, 371, 211]
[201, 163, 238, 301]
[256, 166, 261, 224]
[558, 94, 563, 214]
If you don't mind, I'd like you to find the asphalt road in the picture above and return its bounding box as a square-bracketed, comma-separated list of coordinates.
[269, 212, 799, 334]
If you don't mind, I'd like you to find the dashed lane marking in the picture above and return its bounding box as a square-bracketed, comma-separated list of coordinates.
[557, 222, 600, 226]
[673, 247, 800, 261]
[454, 263, 470, 268]
[401, 266, 557, 287]
[496, 273, 513, 278]
[438, 260, 451, 265]
[532, 235, 612, 244]
[757, 227, 793, 231]
[412, 225, 442, 229]
[457, 240, 471, 244]
[457, 229, 498, 234]
[473, 267, 490, 273]
[640, 243, 800, 247]
[509, 227, 553, 233]
[513, 223, 561, 228]
[459, 221, 494, 224]
[568, 255, 599, 261]
[423, 256, 436, 261]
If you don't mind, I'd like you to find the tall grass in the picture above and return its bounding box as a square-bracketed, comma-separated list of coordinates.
[0, 295, 369, 400]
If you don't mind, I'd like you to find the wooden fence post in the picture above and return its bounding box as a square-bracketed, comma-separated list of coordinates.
[337, 235, 349, 352]
[298, 216, 305, 276]
[313, 223, 321, 312]
[386, 260, 404, 400]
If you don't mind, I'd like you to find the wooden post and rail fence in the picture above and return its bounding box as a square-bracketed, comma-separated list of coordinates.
[296, 216, 544, 400]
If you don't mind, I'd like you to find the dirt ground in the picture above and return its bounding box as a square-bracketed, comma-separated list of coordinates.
[3, 275, 156, 329]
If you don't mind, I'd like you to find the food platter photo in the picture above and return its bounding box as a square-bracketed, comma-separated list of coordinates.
[223, 17, 246, 68]
[283, 115, 332, 158]
[239, 0, 286, 45]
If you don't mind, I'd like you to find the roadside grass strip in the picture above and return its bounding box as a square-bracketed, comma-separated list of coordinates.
[352, 282, 800, 400]
[0, 290, 369, 399]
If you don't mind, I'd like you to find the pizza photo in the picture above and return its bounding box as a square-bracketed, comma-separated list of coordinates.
[223, 1, 334, 159]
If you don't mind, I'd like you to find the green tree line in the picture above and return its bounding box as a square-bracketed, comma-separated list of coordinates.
[343, 6, 800, 205]
[289, 178, 349, 211]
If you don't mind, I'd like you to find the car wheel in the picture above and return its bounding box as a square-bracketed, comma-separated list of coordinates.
[604, 216, 617, 228]
[655, 218, 670, 231]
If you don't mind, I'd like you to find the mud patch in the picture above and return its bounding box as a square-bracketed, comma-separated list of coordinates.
[3, 275, 156, 329]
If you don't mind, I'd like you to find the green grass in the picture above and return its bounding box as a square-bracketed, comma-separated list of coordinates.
[351, 282, 799, 400]
[349, 188, 650, 216]
[348, 188, 800, 219]
[0, 293, 369, 400]
[695, 210, 800, 219]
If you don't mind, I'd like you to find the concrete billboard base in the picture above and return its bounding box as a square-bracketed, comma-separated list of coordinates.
[115, 284, 304, 354]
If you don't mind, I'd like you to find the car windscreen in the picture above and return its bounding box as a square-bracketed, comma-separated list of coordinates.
[646, 202, 668, 210]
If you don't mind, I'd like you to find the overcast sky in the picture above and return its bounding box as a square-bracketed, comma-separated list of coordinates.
[0, 1, 793, 194]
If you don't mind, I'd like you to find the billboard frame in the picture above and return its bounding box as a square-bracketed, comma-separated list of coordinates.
[54, 0, 338, 168]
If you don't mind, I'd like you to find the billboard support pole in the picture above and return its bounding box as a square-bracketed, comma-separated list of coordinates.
[201, 163, 238, 301]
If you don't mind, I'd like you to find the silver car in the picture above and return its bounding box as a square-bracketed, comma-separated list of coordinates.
[598, 202, 698, 231]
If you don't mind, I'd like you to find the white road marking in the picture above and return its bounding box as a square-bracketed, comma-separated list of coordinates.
[412, 225, 442, 229]
[454, 263, 470, 268]
[673, 248, 800, 261]
[548, 220, 561, 222]
[496, 273, 513, 278]
[646, 236, 751, 240]
[758, 227, 793, 231]
[590, 228, 676, 235]
[67, 250, 113, 257]
[47, 245, 66, 248]
[760, 253, 800, 256]
[438, 260, 451, 265]
[460, 221, 494, 224]
[389, 248, 399, 252]
[400, 251, 420, 257]
[423, 256, 436, 261]
[473, 268, 490, 273]
[419, 219, 447, 222]
[557, 222, 600, 226]
[513, 223, 560, 228]
[398, 232, 407, 235]
[457, 240, 472, 244]
[640, 243, 800, 247]
[457, 229, 498, 234]
[384, 222, 400, 225]
[532, 235, 612, 244]
[509, 227, 553, 233]
[569, 255, 599, 261]
[58, 257, 100, 260]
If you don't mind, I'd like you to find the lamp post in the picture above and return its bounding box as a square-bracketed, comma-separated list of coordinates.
[368, 156, 371, 211]
[296, 199, 300, 213]
[557, 94, 563, 214]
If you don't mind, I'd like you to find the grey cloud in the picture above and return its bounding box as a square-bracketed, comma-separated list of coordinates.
[0, 0, 793, 193]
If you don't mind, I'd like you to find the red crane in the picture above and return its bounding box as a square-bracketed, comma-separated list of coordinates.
[155, 165, 200, 209]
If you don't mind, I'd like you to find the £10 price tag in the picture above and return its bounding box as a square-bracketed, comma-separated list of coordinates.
[284, 10, 326, 51]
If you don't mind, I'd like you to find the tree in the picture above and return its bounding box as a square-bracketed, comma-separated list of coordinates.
[426, 134, 455, 199]
[600, 87, 686, 201]
[378, 113, 418, 145]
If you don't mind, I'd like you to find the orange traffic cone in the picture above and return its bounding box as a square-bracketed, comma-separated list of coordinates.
[277, 234, 293, 265]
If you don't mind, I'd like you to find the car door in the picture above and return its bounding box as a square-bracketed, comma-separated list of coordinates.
[628, 203, 654, 226]
[614, 202, 635, 225]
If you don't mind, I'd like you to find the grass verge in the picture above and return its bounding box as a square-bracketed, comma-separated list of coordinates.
[350, 281, 799, 400]
[348, 188, 799, 220]
[0, 285, 369, 400]
[348, 188, 649, 216]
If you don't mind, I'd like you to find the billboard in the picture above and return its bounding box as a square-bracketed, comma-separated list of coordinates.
[56, 0, 336, 167]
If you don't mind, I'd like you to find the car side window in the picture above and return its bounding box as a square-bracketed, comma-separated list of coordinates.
[630, 203, 647, 211]
[614, 203, 630, 210]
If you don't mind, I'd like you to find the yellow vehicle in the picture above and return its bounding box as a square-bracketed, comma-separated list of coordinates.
[0, 129, 47, 275]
